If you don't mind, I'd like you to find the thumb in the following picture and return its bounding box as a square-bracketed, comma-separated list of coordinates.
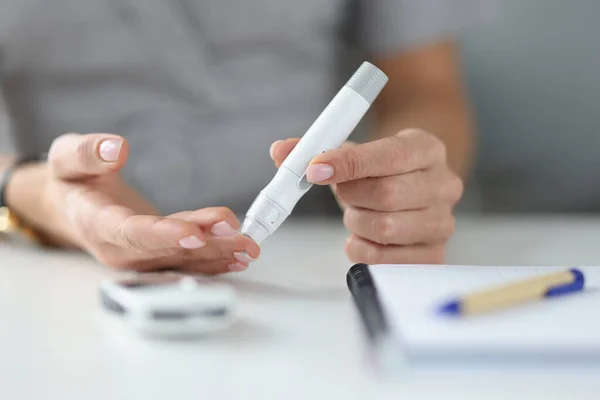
[269, 138, 300, 168]
[48, 133, 129, 180]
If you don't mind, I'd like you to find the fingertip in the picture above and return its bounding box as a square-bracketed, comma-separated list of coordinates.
[242, 238, 261, 260]
[305, 163, 334, 184]
[271, 138, 300, 168]
[96, 135, 129, 170]
[49, 132, 132, 180]
[210, 220, 239, 238]
[269, 140, 282, 161]
[228, 262, 249, 272]
[228, 215, 242, 230]
[307, 141, 358, 184]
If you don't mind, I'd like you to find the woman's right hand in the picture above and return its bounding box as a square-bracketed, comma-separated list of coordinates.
[8, 133, 259, 274]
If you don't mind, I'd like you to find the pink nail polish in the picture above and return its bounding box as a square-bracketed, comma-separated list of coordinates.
[178, 236, 206, 249]
[228, 263, 247, 272]
[234, 251, 255, 263]
[210, 221, 238, 237]
[99, 139, 123, 162]
[306, 164, 334, 183]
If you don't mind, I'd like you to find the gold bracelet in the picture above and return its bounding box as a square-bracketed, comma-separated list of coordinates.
[0, 153, 50, 246]
[0, 206, 50, 246]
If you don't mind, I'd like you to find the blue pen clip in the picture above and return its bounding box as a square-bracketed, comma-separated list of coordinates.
[544, 268, 585, 297]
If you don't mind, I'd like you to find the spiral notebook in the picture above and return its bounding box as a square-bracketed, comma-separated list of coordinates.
[347, 264, 600, 367]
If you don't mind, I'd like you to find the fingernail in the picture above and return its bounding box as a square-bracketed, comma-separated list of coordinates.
[178, 235, 206, 249]
[228, 263, 248, 272]
[234, 251, 255, 263]
[210, 221, 238, 237]
[269, 140, 282, 161]
[99, 139, 123, 162]
[306, 164, 334, 183]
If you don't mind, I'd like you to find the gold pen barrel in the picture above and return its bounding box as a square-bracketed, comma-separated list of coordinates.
[462, 270, 577, 315]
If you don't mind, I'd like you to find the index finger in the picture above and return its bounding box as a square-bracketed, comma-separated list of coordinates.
[306, 129, 444, 184]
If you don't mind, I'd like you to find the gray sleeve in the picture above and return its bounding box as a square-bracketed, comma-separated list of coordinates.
[359, 0, 496, 56]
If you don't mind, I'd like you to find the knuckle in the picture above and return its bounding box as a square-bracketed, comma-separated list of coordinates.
[420, 132, 445, 163]
[342, 208, 354, 231]
[75, 138, 94, 168]
[429, 136, 446, 162]
[422, 130, 442, 148]
[48, 133, 76, 170]
[341, 146, 364, 180]
[212, 206, 233, 217]
[363, 244, 380, 264]
[396, 129, 446, 166]
[396, 128, 426, 139]
[361, 241, 379, 264]
[440, 175, 464, 204]
[215, 207, 237, 223]
[374, 214, 395, 244]
[345, 235, 377, 264]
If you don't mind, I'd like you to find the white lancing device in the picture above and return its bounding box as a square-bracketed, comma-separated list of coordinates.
[240, 62, 389, 244]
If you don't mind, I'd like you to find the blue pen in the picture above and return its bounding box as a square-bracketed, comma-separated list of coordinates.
[439, 268, 585, 316]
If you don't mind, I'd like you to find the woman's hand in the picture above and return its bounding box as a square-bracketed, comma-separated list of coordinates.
[270, 129, 463, 264]
[10, 133, 259, 274]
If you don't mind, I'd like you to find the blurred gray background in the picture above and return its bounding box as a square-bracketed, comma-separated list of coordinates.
[461, 0, 600, 212]
[2, 0, 599, 213]
[0, 96, 10, 152]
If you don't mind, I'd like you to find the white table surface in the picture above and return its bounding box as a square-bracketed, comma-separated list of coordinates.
[1, 215, 600, 400]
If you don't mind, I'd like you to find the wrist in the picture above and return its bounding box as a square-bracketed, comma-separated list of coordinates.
[5, 160, 72, 247]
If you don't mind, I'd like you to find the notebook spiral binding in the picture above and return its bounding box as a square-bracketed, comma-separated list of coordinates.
[347, 263, 390, 344]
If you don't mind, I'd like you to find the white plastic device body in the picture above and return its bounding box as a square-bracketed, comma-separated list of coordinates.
[99, 274, 235, 337]
[241, 62, 388, 244]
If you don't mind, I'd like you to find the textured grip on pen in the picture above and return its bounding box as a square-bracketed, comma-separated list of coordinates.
[345, 62, 389, 104]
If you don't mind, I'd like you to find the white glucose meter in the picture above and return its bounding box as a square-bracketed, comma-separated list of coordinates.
[99, 273, 236, 336]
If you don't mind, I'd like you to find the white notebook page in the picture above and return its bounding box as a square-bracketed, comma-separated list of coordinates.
[369, 265, 600, 358]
